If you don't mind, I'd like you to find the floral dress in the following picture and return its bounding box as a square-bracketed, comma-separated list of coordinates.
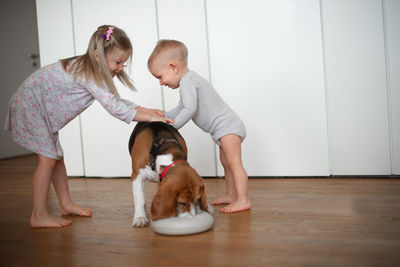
[4, 62, 137, 159]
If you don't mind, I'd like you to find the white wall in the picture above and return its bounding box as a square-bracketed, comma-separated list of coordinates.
[36, 0, 399, 177]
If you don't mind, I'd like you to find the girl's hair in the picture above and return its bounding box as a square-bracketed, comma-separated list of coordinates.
[147, 39, 188, 68]
[61, 25, 135, 97]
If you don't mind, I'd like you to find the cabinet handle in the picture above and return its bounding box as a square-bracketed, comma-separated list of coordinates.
[28, 53, 39, 59]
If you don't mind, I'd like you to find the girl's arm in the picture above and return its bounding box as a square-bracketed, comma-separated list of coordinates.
[85, 81, 172, 123]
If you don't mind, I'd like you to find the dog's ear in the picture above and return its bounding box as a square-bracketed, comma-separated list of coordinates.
[151, 183, 177, 221]
[190, 170, 208, 212]
[197, 184, 208, 212]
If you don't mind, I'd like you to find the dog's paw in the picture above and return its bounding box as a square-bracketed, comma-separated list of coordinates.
[132, 216, 149, 227]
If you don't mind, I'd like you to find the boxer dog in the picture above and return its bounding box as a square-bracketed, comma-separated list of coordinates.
[128, 122, 208, 227]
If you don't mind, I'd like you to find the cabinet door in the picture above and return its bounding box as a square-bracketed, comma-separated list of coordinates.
[36, 0, 84, 176]
[207, 0, 330, 176]
[157, 0, 217, 176]
[72, 0, 161, 177]
[321, 0, 391, 175]
[384, 0, 400, 175]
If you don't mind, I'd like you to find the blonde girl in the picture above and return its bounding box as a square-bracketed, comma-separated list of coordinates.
[4, 25, 171, 228]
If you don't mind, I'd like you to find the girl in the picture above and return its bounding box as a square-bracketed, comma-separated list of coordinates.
[4, 25, 171, 228]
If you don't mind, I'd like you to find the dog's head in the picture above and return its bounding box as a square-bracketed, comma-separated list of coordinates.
[150, 164, 208, 221]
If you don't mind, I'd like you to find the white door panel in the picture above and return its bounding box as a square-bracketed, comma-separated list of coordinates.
[383, 0, 400, 175]
[72, 0, 161, 177]
[321, 0, 391, 175]
[207, 0, 330, 176]
[157, 0, 216, 176]
[36, 0, 84, 176]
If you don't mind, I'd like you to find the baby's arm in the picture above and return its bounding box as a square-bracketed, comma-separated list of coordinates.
[166, 82, 197, 129]
[164, 105, 181, 121]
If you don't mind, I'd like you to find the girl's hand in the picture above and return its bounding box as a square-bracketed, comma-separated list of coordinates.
[161, 117, 175, 124]
[136, 106, 164, 117]
[134, 108, 174, 124]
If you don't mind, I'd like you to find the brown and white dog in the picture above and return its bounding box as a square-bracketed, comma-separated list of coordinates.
[128, 122, 208, 227]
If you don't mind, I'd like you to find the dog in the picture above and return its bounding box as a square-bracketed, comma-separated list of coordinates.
[128, 122, 209, 227]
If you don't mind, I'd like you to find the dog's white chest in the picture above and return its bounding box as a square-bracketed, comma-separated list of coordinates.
[155, 154, 173, 173]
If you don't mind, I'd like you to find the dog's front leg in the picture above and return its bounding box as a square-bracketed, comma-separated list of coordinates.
[132, 174, 148, 227]
[132, 166, 158, 227]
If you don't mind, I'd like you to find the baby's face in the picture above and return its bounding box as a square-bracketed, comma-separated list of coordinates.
[149, 61, 180, 89]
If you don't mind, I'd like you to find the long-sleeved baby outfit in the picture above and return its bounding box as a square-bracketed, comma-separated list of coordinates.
[164, 71, 246, 145]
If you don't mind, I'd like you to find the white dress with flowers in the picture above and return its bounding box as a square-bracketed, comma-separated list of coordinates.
[4, 62, 137, 159]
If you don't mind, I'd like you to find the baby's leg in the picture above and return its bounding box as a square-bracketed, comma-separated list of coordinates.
[30, 155, 72, 228]
[211, 147, 237, 205]
[52, 158, 91, 217]
[219, 135, 251, 213]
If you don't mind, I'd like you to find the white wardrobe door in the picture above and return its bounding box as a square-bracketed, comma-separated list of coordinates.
[36, 0, 84, 176]
[207, 0, 330, 176]
[384, 0, 400, 175]
[157, 0, 217, 176]
[321, 0, 391, 175]
[72, 0, 161, 177]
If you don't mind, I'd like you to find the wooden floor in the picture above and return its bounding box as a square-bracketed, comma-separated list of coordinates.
[0, 156, 399, 266]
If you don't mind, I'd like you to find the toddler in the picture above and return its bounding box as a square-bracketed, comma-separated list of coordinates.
[4, 25, 171, 228]
[147, 39, 251, 213]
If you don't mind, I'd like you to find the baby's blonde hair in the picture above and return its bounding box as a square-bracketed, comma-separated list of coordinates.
[147, 39, 188, 69]
[61, 25, 135, 97]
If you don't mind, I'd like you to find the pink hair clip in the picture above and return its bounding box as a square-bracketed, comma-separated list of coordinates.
[101, 26, 114, 41]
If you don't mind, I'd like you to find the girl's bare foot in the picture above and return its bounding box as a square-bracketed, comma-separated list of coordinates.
[211, 195, 236, 205]
[60, 202, 92, 217]
[30, 213, 72, 228]
[220, 200, 251, 213]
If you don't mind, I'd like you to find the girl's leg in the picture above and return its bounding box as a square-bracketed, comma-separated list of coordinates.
[52, 158, 91, 216]
[211, 146, 237, 204]
[30, 155, 72, 228]
[219, 135, 251, 213]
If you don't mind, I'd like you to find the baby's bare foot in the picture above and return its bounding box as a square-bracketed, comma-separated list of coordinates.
[60, 202, 92, 217]
[30, 213, 72, 228]
[211, 195, 235, 205]
[220, 200, 251, 213]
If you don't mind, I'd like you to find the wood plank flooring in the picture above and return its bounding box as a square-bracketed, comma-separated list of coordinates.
[0, 155, 399, 266]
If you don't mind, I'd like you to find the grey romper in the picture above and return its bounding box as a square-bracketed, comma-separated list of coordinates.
[4, 62, 138, 159]
[165, 71, 246, 145]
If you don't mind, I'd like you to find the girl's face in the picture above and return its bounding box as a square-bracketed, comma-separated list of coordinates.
[149, 61, 180, 89]
[105, 47, 130, 77]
